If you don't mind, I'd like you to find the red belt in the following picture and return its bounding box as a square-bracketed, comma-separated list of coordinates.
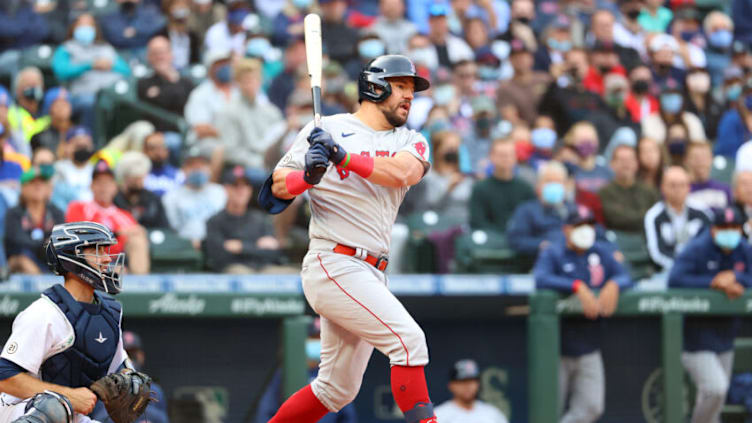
[333, 244, 389, 271]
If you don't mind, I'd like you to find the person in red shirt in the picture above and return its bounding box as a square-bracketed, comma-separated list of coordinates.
[65, 160, 150, 274]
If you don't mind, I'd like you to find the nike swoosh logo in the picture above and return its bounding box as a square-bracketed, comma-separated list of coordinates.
[341, 132, 355, 138]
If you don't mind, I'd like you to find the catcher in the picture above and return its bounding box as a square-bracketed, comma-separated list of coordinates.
[0, 222, 152, 423]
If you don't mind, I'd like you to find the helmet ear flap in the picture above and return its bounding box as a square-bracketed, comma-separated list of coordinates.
[45, 241, 64, 275]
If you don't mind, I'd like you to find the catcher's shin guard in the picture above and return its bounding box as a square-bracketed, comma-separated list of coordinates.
[12, 391, 73, 423]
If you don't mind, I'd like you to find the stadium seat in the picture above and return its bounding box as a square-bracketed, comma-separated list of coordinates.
[711, 155, 735, 186]
[403, 210, 464, 273]
[608, 230, 655, 281]
[720, 338, 752, 421]
[453, 229, 533, 274]
[148, 228, 203, 273]
[19, 45, 57, 89]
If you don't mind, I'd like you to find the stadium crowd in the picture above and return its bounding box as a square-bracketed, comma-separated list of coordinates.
[0, 0, 750, 279]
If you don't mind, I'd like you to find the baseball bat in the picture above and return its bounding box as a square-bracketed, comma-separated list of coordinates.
[304, 14, 323, 128]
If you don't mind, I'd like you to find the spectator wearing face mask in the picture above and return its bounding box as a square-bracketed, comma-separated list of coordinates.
[704, 12, 735, 87]
[686, 142, 732, 210]
[369, 0, 418, 55]
[30, 88, 74, 155]
[642, 79, 706, 145]
[142, 132, 183, 197]
[0, 123, 30, 208]
[345, 34, 387, 80]
[7, 67, 49, 151]
[715, 67, 752, 157]
[162, 146, 226, 247]
[534, 16, 573, 73]
[644, 166, 710, 271]
[159, 0, 202, 70]
[113, 151, 168, 229]
[204, 1, 253, 54]
[469, 137, 535, 232]
[614, 0, 647, 57]
[184, 48, 238, 151]
[497, 39, 551, 126]
[528, 116, 557, 170]
[51, 126, 96, 211]
[562, 122, 613, 194]
[684, 68, 723, 140]
[52, 13, 131, 132]
[598, 145, 660, 232]
[624, 65, 659, 124]
[99, 0, 166, 52]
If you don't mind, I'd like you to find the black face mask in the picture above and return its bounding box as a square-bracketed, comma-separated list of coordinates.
[625, 9, 640, 20]
[656, 64, 671, 74]
[22, 86, 43, 102]
[121, 0, 137, 13]
[667, 140, 687, 156]
[476, 116, 491, 133]
[632, 79, 649, 94]
[443, 150, 459, 164]
[515, 17, 531, 25]
[73, 147, 93, 164]
[151, 158, 165, 169]
[597, 65, 611, 75]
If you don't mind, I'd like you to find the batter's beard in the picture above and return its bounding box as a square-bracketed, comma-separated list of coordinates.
[380, 103, 408, 127]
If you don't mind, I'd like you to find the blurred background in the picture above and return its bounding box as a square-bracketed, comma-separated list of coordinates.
[0, 0, 752, 421]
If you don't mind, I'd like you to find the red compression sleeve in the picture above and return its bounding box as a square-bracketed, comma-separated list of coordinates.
[268, 384, 329, 423]
[338, 153, 374, 178]
[391, 365, 432, 413]
[285, 171, 313, 196]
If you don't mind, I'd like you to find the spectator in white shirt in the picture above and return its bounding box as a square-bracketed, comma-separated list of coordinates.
[435, 359, 508, 423]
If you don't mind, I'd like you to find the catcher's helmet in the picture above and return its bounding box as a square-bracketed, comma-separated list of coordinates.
[45, 222, 125, 294]
[358, 55, 430, 103]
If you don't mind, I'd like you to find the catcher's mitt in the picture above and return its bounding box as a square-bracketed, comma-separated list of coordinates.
[90, 369, 154, 423]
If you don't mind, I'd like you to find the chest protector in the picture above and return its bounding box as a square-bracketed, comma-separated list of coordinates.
[40, 284, 122, 387]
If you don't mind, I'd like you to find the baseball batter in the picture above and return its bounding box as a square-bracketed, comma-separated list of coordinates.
[0, 222, 146, 423]
[259, 55, 437, 423]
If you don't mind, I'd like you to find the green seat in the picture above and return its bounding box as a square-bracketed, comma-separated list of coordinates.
[19, 45, 57, 89]
[609, 231, 655, 281]
[403, 211, 464, 273]
[148, 228, 203, 273]
[711, 155, 735, 186]
[94, 79, 188, 147]
[454, 230, 532, 274]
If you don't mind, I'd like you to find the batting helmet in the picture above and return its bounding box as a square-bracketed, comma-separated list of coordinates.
[45, 222, 125, 294]
[358, 55, 430, 103]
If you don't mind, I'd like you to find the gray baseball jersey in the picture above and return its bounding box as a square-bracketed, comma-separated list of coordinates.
[276, 113, 431, 255]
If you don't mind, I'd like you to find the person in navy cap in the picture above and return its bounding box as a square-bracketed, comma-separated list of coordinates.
[533, 205, 632, 423]
[669, 205, 752, 423]
[434, 359, 508, 423]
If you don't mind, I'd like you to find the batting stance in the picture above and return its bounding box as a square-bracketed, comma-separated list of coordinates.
[0, 222, 152, 423]
[259, 55, 437, 423]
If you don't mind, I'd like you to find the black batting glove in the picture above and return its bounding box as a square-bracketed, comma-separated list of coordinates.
[304, 143, 329, 185]
[308, 127, 347, 165]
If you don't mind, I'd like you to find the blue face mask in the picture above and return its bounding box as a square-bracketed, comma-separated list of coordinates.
[727, 84, 743, 102]
[292, 0, 312, 8]
[714, 229, 742, 250]
[547, 38, 571, 52]
[531, 128, 557, 150]
[433, 85, 455, 106]
[305, 339, 321, 361]
[186, 170, 209, 187]
[708, 30, 733, 49]
[73, 25, 96, 45]
[246, 37, 271, 58]
[660, 93, 683, 114]
[214, 64, 233, 83]
[358, 39, 385, 59]
[542, 182, 565, 205]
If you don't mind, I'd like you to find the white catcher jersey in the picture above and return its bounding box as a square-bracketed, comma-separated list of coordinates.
[434, 400, 509, 423]
[0, 296, 127, 408]
[276, 114, 431, 255]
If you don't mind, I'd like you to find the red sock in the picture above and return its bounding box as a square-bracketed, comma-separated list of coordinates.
[391, 366, 433, 418]
[268, 384, 329, 423]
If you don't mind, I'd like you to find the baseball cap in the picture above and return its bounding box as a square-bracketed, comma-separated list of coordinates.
[42, 87, 69, 116]
[712, 206, 745, 226]
[66, 126, 91, 142]
[450, 359, 480, 381]
[566, 205, 596, 226]
[549, 14, 571, 30]
[20, 166, 54, 185]
[183, 145, 211, 162]
[221, 165, 253, 184]
[122, 331, 143, 351]
[428, 3, 450, 17]
[92, 159, 114, 179]
[203, 48, 233, 68]
[649, 34, 678, 53]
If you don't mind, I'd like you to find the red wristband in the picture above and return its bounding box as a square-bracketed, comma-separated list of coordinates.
[338, 153, 374, 178]
[285, 171, 312, 196]
[572, 280, 583, 293]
